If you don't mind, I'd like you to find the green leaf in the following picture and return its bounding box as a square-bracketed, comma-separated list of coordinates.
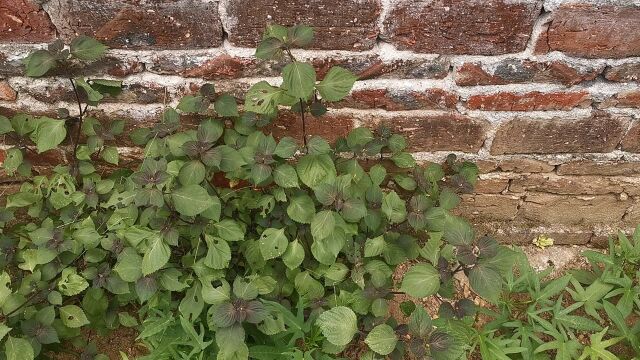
[213, 219, 245, 242]
[296, 154, 336, 188]
[215, 93, 239, 117]
[57, 268, 89, 296]
[114, 248, 143, 282]
[75, 78, 103, 103]
[283, 62, 316, 99]
[70, 35, 108, 61]
[382, 191, 407, 224]
[178, 160, 206, 185]
[365, 324, 398, 355]
[142, 235, 170, 275]
[5, 336, 34, 360]
[283, 240, 305, 270]
[443, 216, 475, 246]
[245, 81, 285, 114]
[400, 264, 440, 298]
[32, 117, 67, 153]
[259, 228, 288, 260]
[311, 210, 335, 241]
[347, 127, 374, 148]
[408, 306, 432, 338]
[469, 264, 502, 303]
[2, 148, 23, 175]
[0, 272, 10, 308]
[205, 235, 231, 270]
[0, 115, 13, 134]
[316, 66, 358, 102]
[274, 137, 298, 158]
[255, 37, 284, 60]
[273, 164, 299, 188]
[364, 236, 386, 257]
[59, 305, 90, 328]
[24, 50, 56, 77]
[171, 185, 214, 216]
[317, 306, 358, 347]
[101, 146, 119, 165]
[289, 25, 314, 47]
[287, 194, 315, 224]
[177, 95, 208, 113]
[19, 248, 56, 272]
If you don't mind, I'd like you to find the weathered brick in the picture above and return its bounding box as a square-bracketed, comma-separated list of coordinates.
[0, 81, 17, 101]
[47, 0, 222, 49]
[466, 91, 591, 111]
[621, 121, 640, 153]
[382, 0, 543, 55]
[225, 0, 381, 50]
[546, 5, 640, 58]
[474, 221, 594, 245]
[456, 60, 603, 86]
[474, 178, 509, 194]
[336, 89, 457, 111]
[496, 158, 555, 173]
[509, 174, 639, 195]
[605, 63, 640, 82]
[368, 113, 488, 152]
[0, 0, 56, 43]
[265, 111, 354, 145]
[599, 90, 640, 109]
[491, 113, 629, 155]
[519, 193, 630, 225]
[151, 53, 451, 81]
[557, 161, 640, 176]
[475, 158, 555, 173]
[455, 194, 521, 221]
[23, 82, 168, 105]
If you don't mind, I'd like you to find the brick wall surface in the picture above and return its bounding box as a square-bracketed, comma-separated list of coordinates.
[1, 0, 640, 246]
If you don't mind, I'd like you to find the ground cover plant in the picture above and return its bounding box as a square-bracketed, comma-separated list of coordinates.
[0, 25, 639, 360]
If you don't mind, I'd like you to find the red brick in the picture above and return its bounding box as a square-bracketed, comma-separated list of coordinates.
[0, 0, 56, 43]
[491, 113, 629, 155]
[456, 60, 603, 86]
[225, 0, 381, 50]
[621, 121, 640, 153]
[605, 63, 640, 82]
[264, 111, 354, 145]
[466, 91, 591, 111]
[546, 5, 640, 58]
[599, 90, 640, 109]
[151, 53, 451, 81]
[382, 0, 543, 55]
[0, 81, 17, 101]
[49, 0, 222, 49]
[557, 161, 640, 176]
[367, 113, 488, 152]
[336, 89, 457, 111]
[181, 55, 252, 80]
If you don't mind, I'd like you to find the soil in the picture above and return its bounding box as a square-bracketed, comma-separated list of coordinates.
[45, 327, 147, 360]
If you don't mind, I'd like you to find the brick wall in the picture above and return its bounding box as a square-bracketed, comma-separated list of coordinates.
[1, 0, 639, 246]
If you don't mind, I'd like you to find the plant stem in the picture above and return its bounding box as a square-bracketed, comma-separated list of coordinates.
[69, 78, 84, 177]
[299, 99, 308, 150]
[284, 48, 309, 152]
